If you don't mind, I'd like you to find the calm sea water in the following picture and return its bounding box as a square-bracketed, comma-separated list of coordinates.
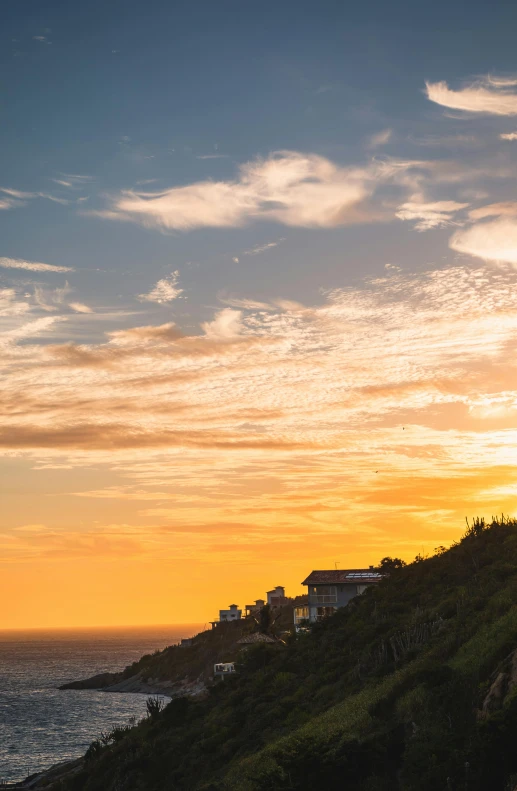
[0, 624, 203, 783]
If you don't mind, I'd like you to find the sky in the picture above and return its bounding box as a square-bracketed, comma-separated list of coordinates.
[2, 0, 517, 628]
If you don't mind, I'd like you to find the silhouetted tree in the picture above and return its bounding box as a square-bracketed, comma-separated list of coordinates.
[259, 603, 272, 634]
[146, 696, 164, 718]
[378, 556, 406, 573]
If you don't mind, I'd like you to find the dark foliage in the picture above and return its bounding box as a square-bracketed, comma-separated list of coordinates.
[59, 516, 517, 791]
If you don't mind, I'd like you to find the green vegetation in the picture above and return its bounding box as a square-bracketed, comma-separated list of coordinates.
[56, 516, 517, 790]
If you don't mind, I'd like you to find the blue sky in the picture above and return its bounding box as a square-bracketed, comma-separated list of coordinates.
[4, 0, 517, 626]
[3, 0, 517, 329]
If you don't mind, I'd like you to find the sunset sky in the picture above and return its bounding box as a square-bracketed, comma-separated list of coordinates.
[2, 0, 517, 628]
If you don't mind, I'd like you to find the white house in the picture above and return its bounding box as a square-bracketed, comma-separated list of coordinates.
[213, 662, 235, 679]
[218, 603, 242, 622]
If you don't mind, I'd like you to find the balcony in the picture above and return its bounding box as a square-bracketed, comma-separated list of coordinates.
[308, 594, 337, 604]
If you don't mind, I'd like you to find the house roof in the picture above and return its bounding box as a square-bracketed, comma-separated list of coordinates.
[302, 569, 384, 585]
[236, 632, 278, 645]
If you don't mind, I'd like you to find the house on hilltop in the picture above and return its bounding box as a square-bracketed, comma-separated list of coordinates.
[210, 603, 242, 628]
[267, 586, 287, 608]
[295, 567, 383, 629]
[244, 599, 265, 617]
[219, 603, 242, 622]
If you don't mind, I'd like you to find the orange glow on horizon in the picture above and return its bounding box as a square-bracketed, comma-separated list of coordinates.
[2, 265, 517, 628]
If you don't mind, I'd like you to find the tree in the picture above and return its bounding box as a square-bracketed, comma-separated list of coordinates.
[146, 696, 164, 718]
[377, 556, 406, 573]
[259, 604, 272, 634]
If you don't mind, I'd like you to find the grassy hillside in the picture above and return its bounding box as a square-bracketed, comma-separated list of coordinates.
[54, 516, 517, 791]
[60, 604, 297, 695]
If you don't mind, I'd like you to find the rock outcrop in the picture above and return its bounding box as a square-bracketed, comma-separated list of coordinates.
[480, 648, 517, 715]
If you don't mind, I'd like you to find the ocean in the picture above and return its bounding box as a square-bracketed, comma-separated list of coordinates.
[0, 624, 204, 784]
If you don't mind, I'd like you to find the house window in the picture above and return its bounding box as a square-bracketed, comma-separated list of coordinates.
[309, 585, 337, 604]
[316, 606, 337, 620]
[294, 606, 309, 624]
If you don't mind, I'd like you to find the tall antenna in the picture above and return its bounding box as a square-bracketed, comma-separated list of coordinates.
[334, 561, 340, 570]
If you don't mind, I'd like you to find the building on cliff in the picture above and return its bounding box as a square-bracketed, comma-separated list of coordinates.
[244, 598, 265, 617]
[266, 586, 287, 608]
[295, 568, 383, 630]
[210, 603, 242, 628]
[213, 662, 236, 679]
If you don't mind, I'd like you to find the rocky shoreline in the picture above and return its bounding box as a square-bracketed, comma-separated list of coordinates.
[59, 670, 206, 698]
[3, 758, 84, 790]
[6, 677, 206, 789]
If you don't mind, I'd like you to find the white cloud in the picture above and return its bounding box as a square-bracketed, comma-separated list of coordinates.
[396, 199, 468, 231]
[450, 218, 517, 266]
[448, 202, 517, 266]
[34, 282, 72, 312]
[500, 132, 517, 141]
[0, 289, 30, 317]
[52, 173, 93, 190]
[3, 316, 61, 343]
[138, 271, 183, 304]
[0, 188, 35, 199]
[60, 173, 93, 183]
[69, 302, 93, 314]
[52, 179, 73, 188]
[93, 151, 385, 231]
[201, 308, 243, 339]
[0, 198, 24, 210]
[0, 257, 73, 273]
[468, 202, 517, 221]
[426, 76, 517, 115]
[0, 187, 69, 207]
[244, 241, 282, 255]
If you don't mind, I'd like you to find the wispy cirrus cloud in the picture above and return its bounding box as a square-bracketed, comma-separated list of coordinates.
[90, 150, 405, 231]
[0, 186, 69, 208]
[34, 282, 73, 313]
[3, 264, 517, 567]
[0, 197, 24, 210]
[396, 199, 469, 231]
[450, 202, 517, 265]
[426, 75, 517, 115]
[69, 302, 93, 314]
[138, 270, 183, 303]
[0, 289, 31, 317]
[2, 264, 517, 452]
[243, 240, 283, 255]
[51, 173, 93, 189]
[88, 148, 517, 237]
[0, 257, 73, 273]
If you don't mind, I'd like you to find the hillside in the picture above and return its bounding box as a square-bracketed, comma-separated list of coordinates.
[49, 516, 517, 791]
[59, 604, 297, 697]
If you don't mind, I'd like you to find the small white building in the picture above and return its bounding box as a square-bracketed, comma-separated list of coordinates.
[214, 662, 236, 678]
[218, 603, 242, 622]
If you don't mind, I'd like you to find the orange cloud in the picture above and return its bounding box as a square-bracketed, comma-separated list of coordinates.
[2, 264, 517, 626]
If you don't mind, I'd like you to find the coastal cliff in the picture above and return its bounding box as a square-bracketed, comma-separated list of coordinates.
[48, 517, 517, 791]
[59, 604, 295, 697]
